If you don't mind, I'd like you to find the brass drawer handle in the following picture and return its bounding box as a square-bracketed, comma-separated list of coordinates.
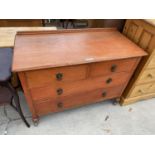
[57, 88, 63, 95]
[56, 73, 63, 81]
[111, 64, 117, 72]
[106, 78, 112, 84]
[102, 91, 107, 97]
[57, 102, 63, 108]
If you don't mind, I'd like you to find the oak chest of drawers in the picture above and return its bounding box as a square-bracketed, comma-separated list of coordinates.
[120, 19, 155, 105]
[12, 28, 146, 124]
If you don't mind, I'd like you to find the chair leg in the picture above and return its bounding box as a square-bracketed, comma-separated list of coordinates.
[6, 82, 30, 128]
[13, 94, 30, 128]
[10, 97, 18, 111]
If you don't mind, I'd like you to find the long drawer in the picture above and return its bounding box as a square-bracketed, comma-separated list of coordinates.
[129, 83, 155, 98]
[30, 72, 131, 101]
[34, 86, 124, 116]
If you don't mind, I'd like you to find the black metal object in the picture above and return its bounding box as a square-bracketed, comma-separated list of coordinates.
[1, 82, 30, 127]
[111, 64, 117, 72]
[57, 88, 63, 95]
[102, 91, 107, 97]
[57, 102, 63, 108]
[106, 78, 112, 84]
[56, 73, 63, 81]
[0, 48, 30, 128]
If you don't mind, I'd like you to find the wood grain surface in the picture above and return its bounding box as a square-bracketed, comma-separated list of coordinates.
[12, 28, 147, 72]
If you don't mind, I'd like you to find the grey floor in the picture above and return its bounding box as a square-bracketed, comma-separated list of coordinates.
[0, 91, 155, 135]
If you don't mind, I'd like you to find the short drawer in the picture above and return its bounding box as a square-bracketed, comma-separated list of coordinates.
[26, 64, 88, 88]
[129, 83, 155, 98]
[90, 58, 137, 77]
[34, 86, 124, 116]
[30, 72, 130, 101]
[137, 68, 155, 84]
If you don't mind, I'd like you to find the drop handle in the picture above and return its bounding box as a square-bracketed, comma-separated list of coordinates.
[148, 74, 153, 78]
[57, 102, 63, 108]
[138, 90, 144, 94]
[56, 73, 63, 81]
[111, 64, 117, 72]
[102, 91, 107, 97]
[57, 88, 63, 95]
[106, 78, 112, 84]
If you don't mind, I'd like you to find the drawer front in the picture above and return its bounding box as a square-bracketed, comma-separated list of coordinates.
[30, 72, 130, 101]
[34, 86, 124, 116]
[129, 83, 155, 98]
[26, 64, 88, 88]
[90, 58, 137, 77]
[137, 69, 155, 84]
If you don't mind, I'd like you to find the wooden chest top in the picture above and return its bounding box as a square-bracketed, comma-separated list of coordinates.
[12, 28, 146, 72]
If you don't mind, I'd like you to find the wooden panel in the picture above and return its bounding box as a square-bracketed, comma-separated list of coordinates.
[123, 20, 132, 35]
[90, 58, 137, 77]
[138, 30, 152, 50]
[12, 28, 147, 72]
[34, 86, 124, 116]
[127, 23, 138, 40]
[137, 69, 155, 84]
[123, 20, 155, 48]
[30, 72, 131, 101]
[26, 64, 88, 88]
